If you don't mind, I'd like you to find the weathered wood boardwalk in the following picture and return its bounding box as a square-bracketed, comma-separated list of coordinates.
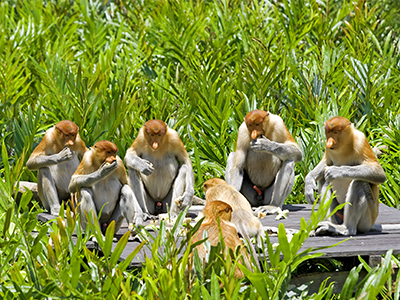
[38, 203, 400, 267]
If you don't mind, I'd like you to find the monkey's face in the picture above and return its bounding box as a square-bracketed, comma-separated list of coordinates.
[245, 110, 269, 140]
[144, 120, 167, 150]
[55, 120, 79, 148]
[324, 117, 351, 151]
[93, 140, 118, 164]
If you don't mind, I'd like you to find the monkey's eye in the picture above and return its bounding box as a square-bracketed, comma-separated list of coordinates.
[333, 131, 338, 134]
[150, 134, 154, 137]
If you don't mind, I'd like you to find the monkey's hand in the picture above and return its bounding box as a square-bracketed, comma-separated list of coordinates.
[250, 136, 271, 152]
[304, 175, 318, 204]
[324, 166, 342, 182]
[99, 160, 118, 178]
[179, 192, 193, 211]
[134, 158, 154, 175]
[57, 147, 74, 163]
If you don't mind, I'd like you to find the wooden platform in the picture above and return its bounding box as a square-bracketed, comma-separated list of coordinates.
[37, 203, 400, 267]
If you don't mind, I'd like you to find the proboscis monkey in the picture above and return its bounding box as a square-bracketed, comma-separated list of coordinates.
[124, 119, 194, 217]
[203, 178, 265, 248]
[69, 141, 143, 234]
[304, 116, 386, 236]
[26, 120, 87, 216]
[226, 110, 303, 214]
[192, 200, 252, 278]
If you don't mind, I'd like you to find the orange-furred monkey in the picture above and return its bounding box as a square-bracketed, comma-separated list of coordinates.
[203, 178, 265, 248]
[226, 110, 302, 214]
[26, 120, 87, 216]
[305, 116, 386, 236]
[124, 120, 194, 217]
[69, 140, 143, 234]
[192, 200, 252, 278]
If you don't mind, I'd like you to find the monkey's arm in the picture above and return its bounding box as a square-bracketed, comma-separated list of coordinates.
[68, 161, 118, 193]
[226, 147, 247, 191]
[251, 137, 303, 162]
[177, 152, 195, 209]
[304, 159, 327, 204]
[324, 164, 386, 184]
[26, 148, 74, 170]
[124, 150, 154, 176]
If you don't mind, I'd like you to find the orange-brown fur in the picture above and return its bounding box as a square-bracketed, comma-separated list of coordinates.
[74, 140, 127, 185]
[324, 117, 383, 207]
[27, 120, 86, 162]
[192, 201, 252, 278]
[203, 178, 265, 247]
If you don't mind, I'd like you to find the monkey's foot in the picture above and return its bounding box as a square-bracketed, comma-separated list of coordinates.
[253, 205, 287, 219]
[314, 221, 349, 236]
[50, 206, 62, 217]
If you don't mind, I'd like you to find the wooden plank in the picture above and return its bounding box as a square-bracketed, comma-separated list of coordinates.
[38, 203, 400, 266]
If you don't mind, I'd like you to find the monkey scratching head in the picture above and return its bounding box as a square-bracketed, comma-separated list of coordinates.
[245, 110, 269, 140]
[144, 119, 168, 150]
[324, 116, 352, 150]
[55, 120, 79, 148]
[93, 140, 118, 164]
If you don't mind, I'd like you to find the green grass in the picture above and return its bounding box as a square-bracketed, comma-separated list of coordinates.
[1, 0, 400, 298]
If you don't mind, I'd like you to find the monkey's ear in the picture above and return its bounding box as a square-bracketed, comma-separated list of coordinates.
[266, 112, 270, 116]
[55, 125, 61, 132]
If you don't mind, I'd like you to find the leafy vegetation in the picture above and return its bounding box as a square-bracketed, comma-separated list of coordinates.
[1, 0, 400, 298]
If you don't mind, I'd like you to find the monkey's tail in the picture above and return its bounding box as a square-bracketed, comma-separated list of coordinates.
[236, 223, 261, 271]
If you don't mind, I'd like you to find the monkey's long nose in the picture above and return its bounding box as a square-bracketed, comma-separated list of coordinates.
[152, 142, 159, 150]
[65, 140, 74, 147]
[326, 137, 335, 149]
[251, 130, 258, 140]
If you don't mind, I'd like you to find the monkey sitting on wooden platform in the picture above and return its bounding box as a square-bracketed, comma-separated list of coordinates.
[226, 110, 303, 215]
[305, 117, 386, 236]
[69, 140, 143, 235]
[27, 120, 87, 216]
[124, 119, 194, 218]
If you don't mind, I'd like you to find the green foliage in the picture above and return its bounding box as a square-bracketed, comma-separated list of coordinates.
[1, 0, 400, 298]
[0, 0, 399, 206]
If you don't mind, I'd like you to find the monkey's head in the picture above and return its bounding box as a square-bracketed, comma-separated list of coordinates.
[324, 116, 352, 150]
[144, 119, 168, 150]
[203, 178, 226, 193]
[55, 120, 79, 148]
[205, 200, 233, 221]
[245, 110, 269, 140]
[93, 140, 118, 164]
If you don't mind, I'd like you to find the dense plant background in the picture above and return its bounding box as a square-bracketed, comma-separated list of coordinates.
[1, 0, 400, 298]
[0, 0, 399, 207]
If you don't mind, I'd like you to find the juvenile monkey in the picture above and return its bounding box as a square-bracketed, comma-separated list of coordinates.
[305, 116, 386, 236]
[192, 200, 252, 278]
[26, 120, 87, 216]
[69, 141, 143, 234]
[124, 119, 194, 217]
[203, 178, 265, 248]
[226, 110, 302, 214]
